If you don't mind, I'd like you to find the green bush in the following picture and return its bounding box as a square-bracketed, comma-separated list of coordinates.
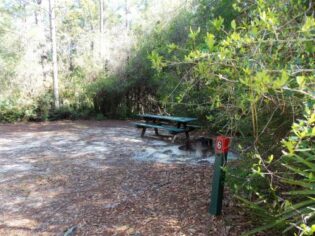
[48, 106, 75, 120]
[147, 0, 314, 234]
[0, 100, 37, 123]
[95, 113, 106, 120]
[35, 92, 53, 121]
[0, 91, 95, 123]
[231, 102, 315, 236]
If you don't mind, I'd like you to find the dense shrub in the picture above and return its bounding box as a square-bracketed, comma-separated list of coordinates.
[227, 102, 315, 235]
[147, 0, 315, 234]
[0, 100, 36, 123]
[0, 90, 95, 123]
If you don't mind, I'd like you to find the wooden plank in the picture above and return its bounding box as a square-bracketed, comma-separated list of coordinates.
[138, 114, 197, 123]
[132, 122, 186, 134]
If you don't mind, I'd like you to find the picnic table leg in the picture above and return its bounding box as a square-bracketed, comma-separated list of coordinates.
[185, 131, 191, 149]
[154, 128, 159, 135]
[141, 128, 146, 137]
[172, 135, 177, 143]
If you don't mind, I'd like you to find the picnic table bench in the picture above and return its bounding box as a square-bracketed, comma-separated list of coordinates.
[133, 114, 199, 148]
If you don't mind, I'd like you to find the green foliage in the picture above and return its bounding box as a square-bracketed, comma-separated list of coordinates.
[0, 89, 94, 123]
[87, 75, 129, 118]
[149, 0, 314, 136]
[95, 113, 106, 121]
[0, 101, 31, 123]
[88, 10, 196, 118]
[35, 92, 54, 121]
[48, 106, 92, 120]
[234, 103, 315, 235]
[0, 1, 314, 234]
[147, 0, 315, 234]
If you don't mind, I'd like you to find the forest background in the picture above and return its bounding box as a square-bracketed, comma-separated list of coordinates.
[0, 0, 314, 235]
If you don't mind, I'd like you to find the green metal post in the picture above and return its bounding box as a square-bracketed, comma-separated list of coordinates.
[209, 152, 227, 215]
[209, 136, 230, 216]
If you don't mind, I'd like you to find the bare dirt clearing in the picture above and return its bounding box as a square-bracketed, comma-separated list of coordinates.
[0, 121, 245, 235]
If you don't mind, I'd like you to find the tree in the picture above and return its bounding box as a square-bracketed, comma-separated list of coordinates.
[99, 0, 104, 61]
[48, 0, 59, 109]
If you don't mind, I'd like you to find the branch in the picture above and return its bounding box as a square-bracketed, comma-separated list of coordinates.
[282, 87, 315, 99]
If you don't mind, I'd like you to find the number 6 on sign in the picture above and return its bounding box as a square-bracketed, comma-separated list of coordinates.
[216, 141, 222, 151]
[215, 136, 230, 154]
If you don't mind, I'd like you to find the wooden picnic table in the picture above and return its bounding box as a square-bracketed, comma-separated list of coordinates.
[133, 114, 198, 149]
[139, 114, 197, 126]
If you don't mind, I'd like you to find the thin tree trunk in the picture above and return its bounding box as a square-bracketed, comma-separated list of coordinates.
[99, 0, 104, 61]
[34, 9, 38, 24]
[99, 0, 104, 33]
[90, 24, 94, 52]
[125, 0, 130, 78]
[48, 0, 59, 109]
[125, 0, 128, 30]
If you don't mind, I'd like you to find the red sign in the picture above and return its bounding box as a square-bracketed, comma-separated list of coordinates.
[215, 136, 230, 154]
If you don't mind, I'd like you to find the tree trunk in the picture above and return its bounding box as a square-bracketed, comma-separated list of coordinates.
[125, 0, 129, 30]
[34, 9, 38, 24]
[48, 0, 60, 109]
[125, 0, 130, 78]
[99, 0, 104, 62]
[99, 0, 104, 33]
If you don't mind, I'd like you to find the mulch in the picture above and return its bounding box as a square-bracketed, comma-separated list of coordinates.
[0, 120, 253, 236]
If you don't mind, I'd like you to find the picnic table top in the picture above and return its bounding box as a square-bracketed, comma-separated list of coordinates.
[138, 114, 197, 123]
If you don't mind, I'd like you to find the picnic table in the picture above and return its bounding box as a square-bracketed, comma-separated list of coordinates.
[133, 114, 198, 149]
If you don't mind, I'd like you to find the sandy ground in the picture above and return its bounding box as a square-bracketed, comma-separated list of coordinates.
[0, 121, 246, 236]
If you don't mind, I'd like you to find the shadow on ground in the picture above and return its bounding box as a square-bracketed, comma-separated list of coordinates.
[0, 121, 245, 235]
